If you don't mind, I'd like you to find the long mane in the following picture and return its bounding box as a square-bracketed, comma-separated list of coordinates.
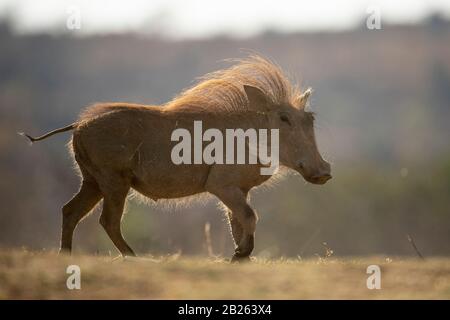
[164, 55, 303, 113]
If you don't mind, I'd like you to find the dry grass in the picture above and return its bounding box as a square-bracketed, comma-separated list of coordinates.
[0, 249, 449, 299]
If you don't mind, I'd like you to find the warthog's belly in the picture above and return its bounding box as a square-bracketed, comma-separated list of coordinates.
[130, 163, 211, 200]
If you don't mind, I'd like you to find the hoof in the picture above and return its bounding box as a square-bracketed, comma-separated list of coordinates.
[58, 248, 71, 255]
[231, 254, 251, 263]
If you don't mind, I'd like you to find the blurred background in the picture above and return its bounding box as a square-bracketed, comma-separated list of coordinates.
[0, 0, 449, 258]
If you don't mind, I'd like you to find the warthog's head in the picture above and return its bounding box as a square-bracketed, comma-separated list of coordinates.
[245, 85, 331, 184]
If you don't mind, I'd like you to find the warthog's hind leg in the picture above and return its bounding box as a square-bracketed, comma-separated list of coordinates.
[98, 175, 136, 257]
[60, 180, 102, 254]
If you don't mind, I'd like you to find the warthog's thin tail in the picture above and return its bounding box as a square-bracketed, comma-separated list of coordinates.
[18, 123, 78, 144]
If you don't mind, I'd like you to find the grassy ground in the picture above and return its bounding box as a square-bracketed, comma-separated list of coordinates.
[0, 249, 449, 299]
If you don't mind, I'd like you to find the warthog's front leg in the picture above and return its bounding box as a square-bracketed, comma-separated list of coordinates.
[209, 187, 258, 262]
[98, 174, 136, 257]
[226, 209, 244, 247]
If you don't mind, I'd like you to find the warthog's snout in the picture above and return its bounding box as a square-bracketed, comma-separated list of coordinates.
[299, 160, 332, 185]
[310, 160, 332, 184]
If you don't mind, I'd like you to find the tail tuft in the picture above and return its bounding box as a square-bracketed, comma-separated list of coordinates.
[17, 132, 35, 145]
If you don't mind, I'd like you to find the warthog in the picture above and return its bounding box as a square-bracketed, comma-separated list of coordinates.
[23, 56, 331, 261]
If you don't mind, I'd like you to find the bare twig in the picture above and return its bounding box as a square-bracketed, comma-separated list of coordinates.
[204, 222, 214, 257]
[407, 234, 425, 260]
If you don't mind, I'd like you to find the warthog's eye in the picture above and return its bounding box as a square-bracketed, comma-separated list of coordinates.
[279, 113, 292, 126]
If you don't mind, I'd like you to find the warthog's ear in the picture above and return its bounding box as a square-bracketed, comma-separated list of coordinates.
[244, 85, 269, 112]
[296, 88, 312, 109]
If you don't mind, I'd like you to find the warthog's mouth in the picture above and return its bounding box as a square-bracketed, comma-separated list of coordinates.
[305, 174, 332, 185]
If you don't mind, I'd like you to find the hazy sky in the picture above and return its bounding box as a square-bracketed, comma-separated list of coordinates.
[0, 0, 449, 38]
